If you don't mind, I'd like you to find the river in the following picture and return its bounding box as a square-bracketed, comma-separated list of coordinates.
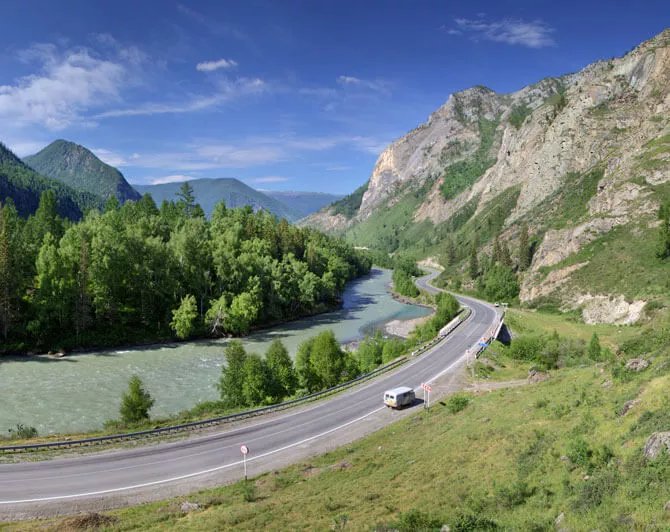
[0, 269, 430, 434]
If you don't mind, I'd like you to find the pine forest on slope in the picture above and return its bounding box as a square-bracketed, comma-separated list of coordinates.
[24, 140, 141, 204]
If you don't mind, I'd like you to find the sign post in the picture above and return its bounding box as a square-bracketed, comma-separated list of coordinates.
[421, 383, 432, 409]
[240, 444, 249, 480]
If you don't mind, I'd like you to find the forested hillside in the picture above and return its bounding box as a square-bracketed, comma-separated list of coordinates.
[134, 178, 302, 221]
[0, 142, 102, 220]
[263, 191, 344, 218]
[24, 140, 141, 204]
[0, 191, 370, 352]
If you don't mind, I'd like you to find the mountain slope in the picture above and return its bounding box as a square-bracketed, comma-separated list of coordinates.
[134, 178, 303, 221]
[304, 29, 670, 321]
[263, 191, 344, 218]
[0, 142, 102, 219]
[24, 140, 141, 204]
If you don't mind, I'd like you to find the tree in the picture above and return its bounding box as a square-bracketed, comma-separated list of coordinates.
[310, 330, 348, 389]
[0, 203, 17, 341]
[446, 235, 457, 267]
[484, 264, 519, 302]
[120, 375, 154, 424]
[265, 339, 297, 401]
[228, 291, 260, 334]
[500, 242, 513, 268]
[469, 244, 479, 280]
[205, 293, 229, 335]
[518, 223, 531, 270]
[587, 332, 602, 361]
[170, 294, 198, 339]
[218, 341, 248, 408]
[242, 354, 270, 406]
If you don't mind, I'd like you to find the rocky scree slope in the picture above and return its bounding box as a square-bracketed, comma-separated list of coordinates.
[304, 29, 670, 323]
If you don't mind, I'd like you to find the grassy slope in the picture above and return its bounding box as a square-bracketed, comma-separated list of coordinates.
[14, 312, 670, 531]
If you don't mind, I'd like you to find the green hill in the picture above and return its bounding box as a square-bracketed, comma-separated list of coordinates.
[0, 142, 102, 219]
[24, 140, 141, 204]
[263, 191, 344, 218]
[134, 178, 303, 221]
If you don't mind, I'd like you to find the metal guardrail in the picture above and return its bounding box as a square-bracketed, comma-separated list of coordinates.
[0, 356, 409, 453]
[1, 278, 481, 454]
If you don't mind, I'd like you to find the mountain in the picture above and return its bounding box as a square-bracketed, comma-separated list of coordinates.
[263, 191, 344, 218]
[0, 142, 102, 219]
[304, 29, 670, 323]
[24, 140, 141, 204]
[134, 178, 303, 221]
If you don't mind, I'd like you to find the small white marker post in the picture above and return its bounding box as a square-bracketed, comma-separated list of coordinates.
[421, 383, 432, 409]
[240, 444, 249, 480]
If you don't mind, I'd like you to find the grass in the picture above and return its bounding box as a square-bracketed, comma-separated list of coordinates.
[13, 321, 670, 530]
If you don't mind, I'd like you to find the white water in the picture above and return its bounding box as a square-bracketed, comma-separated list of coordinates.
[0, 269, 430, 434]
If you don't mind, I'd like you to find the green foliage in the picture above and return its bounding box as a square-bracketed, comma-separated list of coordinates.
[7, 423, 38, 440]
[241, 480, 259, 502]
[450, 513, 499, 531]
[517, 223, 531, 271]
[440, 118, 499, 200]
[0, 141, 101, 220]
[120, 375, 154, 424]
[218, 341, 249, 409]
[508, 104, 532, 129]
[265, 339, 297, 401]
[410, 292, 460, 344]
[483, 264, 519, 302]
[587, 333, 602, 361]
[296, 330, 359, 393]
[657, 198, 670, 259]
[170, 295, 198, 339]
[506, 331, 597, 370]
[1, 194, 370, 352]
[446, 393, 470, 414]
[330, 181, 369, 219]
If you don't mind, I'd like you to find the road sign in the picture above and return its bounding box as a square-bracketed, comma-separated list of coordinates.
[240, 444, 249, 480]
[421, 383, 432, 391]
[477, 342, 487, 347]
[240, 445, 249, 455]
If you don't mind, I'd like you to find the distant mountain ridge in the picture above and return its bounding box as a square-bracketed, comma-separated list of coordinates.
[0, 142, 102, 219]
[134, 178, 303, 221]
[24, 140, 141, 204]
[263, 191, 344, 218]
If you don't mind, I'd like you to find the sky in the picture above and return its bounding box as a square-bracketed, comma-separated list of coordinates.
[0, 1, 667, 194]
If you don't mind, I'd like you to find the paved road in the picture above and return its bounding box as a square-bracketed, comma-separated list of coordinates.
[0, 268, 498, 519]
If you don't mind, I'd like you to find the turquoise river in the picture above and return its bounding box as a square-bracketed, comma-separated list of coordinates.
[0, 269, 431, 434]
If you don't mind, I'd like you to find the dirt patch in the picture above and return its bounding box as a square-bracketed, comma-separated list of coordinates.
[57, 512, 119, 530]
[384, 315, 432, 338]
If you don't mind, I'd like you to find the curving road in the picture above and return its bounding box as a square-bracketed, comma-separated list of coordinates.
[0, 268, 498, 519]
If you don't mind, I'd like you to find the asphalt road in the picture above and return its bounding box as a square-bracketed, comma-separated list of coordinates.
[0, 268, 498, 519]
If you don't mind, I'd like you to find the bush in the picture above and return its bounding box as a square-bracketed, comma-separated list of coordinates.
[571, 469, 620, 512]
[8, 423, 38, 440]
[241, 480, 259, 502]
[495, 480, 535, 508]
[447, 394, 470, 414]
[450, 513, 499, 531]
[120, 375, 155, 424]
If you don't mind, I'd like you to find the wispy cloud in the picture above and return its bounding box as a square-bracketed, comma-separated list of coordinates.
[447, 17, 556, 48]
[96, 77, 267, 118]
[336, 75, 391, 95]
[0, 44, 127, 129]
[92, 148, 129, 167]
[150, 174, 196, 185]
[251, 176, 290, 183]
[196, 58, 238, 72]
[177, 4, 252, 46]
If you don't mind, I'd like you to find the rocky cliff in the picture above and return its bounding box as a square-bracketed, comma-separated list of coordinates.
[305, 29, 670, 322]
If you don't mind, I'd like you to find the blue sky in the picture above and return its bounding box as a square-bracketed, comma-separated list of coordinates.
[0, 1, 667, 194]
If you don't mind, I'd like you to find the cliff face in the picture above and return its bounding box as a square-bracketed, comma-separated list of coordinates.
[304, 29, 670, 321]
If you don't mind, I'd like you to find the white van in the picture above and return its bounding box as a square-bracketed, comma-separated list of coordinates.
[383, 386, 415, 409]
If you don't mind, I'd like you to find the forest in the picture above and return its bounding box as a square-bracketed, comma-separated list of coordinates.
[0, 184, 371, 352]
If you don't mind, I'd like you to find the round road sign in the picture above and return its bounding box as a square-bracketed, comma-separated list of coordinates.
[240, 445, 249, 455]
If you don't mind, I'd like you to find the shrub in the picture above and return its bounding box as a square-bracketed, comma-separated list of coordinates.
[495, 480, 535, 508]
[240, 480, 259, 502]
[8, 423, 38, 440]
[571, 469, 620, 512]
[450, 513, 499, 531]
[447, 394, 470, 414]
[120, 375, 155, 424]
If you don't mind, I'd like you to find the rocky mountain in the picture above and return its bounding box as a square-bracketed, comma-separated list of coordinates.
[0, 142, 102, 219]
[134, 178, 303, 221]
[263, 191, 344, 218]
[304, 29, 670, 323]
[24, 140, 141, 204]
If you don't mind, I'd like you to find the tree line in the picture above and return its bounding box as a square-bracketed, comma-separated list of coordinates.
[0, 183, 371, 352]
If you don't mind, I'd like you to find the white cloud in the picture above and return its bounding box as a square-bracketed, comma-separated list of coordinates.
[450, 17, 556, 48]
[151, 174, 197, 185]
[97, 77, 267, 118]
[196, 58, 238, 72]
[5, 140, 47, 157]
[336, 75, 390, 94]
[0, 45, 126, 129]
[92, 148, 129, 167]
[251, 176, 289, 183]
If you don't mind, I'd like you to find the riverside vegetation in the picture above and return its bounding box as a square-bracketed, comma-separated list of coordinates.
[15, 307, 669, 530]
[0, 180, 371, 353]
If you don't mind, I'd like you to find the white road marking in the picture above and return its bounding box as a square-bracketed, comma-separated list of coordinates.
[0, 407, 385, 504]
